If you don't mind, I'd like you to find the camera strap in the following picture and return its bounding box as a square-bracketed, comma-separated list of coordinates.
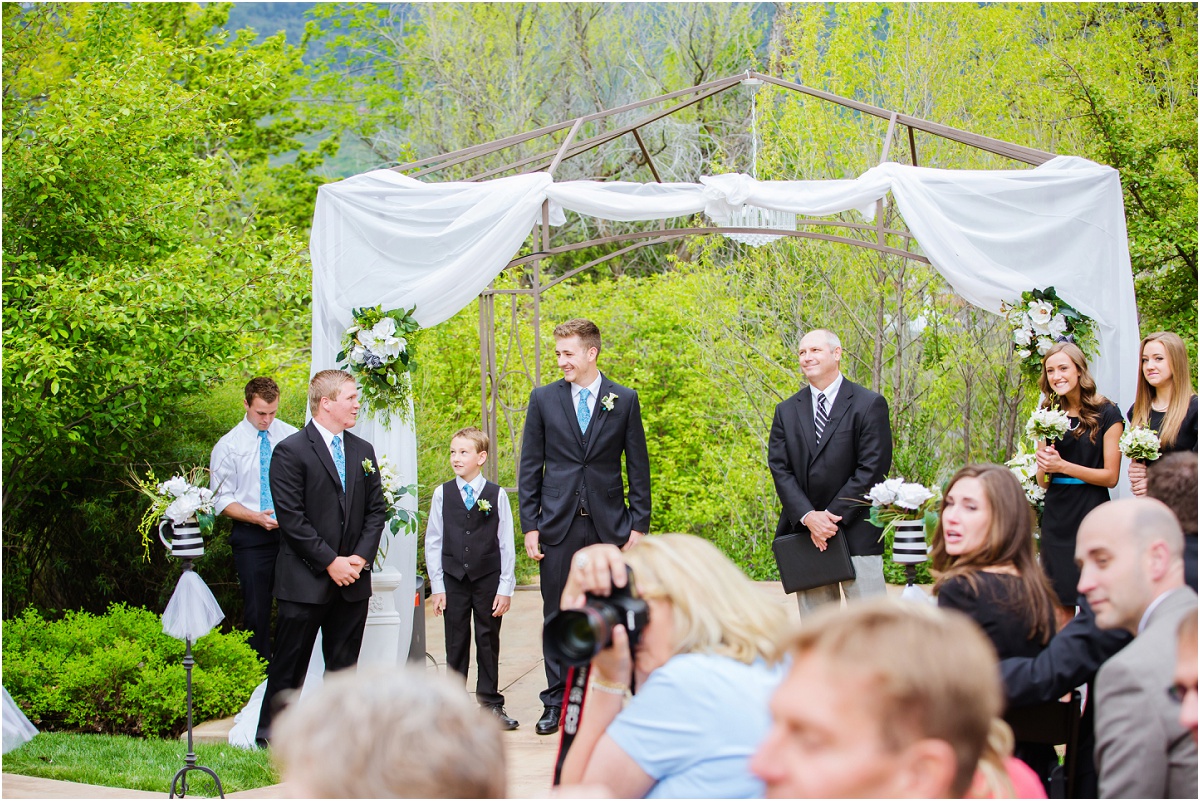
[552, 663, 589, 786]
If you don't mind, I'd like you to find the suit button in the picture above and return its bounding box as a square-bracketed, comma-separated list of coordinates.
[465, 531, 471, 536]
[575, 491, 579, 495]
[465, 546, 470, 551]
[583, 463, 588, 469]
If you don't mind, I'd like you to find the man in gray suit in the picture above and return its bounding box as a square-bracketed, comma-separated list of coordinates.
[1076, 497, 1198, 799]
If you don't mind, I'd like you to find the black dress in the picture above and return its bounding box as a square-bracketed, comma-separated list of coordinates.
[938, 572, 1057, 788]
[1040, 402, 1123, 606]
[1125, 393, 1199, 454]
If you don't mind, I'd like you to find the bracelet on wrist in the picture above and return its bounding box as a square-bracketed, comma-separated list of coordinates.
[590, 677, 630, 696]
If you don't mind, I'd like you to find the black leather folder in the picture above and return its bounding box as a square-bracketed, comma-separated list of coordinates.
[771, 529, 856, 594]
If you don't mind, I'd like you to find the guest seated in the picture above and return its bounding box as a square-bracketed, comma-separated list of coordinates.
[930, 464, 1059, 789]
[272, 664, 505, 798]
[751, 599, 1003, 798]
[557, 534, 788, 798]
[1148, 451, 1198, 591]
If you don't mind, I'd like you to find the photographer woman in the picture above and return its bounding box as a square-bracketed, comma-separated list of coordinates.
[557, 534, 788, 798]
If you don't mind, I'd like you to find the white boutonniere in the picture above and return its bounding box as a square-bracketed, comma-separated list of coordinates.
[476, 499, 492, 516]
[600, 392, 618, 412]
[362, 458, 376, 475]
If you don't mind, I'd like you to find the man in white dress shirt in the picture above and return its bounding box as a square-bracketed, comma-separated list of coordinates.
[210, 377, 298, 662]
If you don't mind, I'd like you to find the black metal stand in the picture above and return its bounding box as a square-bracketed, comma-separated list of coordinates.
[904, 563, 919, 586]
[169, 558, 224, 799]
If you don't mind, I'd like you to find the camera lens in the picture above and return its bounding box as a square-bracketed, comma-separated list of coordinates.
[544, 606, 616, 666]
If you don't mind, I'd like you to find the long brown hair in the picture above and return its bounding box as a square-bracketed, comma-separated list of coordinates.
[1038, 342, 1108, 443]
[1130, 332, 1196, 449]
[931, 464, 1057, 645]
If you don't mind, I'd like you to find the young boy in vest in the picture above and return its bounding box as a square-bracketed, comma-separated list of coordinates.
[425, 427, 518, 730]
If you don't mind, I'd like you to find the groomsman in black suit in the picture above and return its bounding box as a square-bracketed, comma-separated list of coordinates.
[768, 329, 893, 616]
[519, 318, 651, 735]
[255, 369, 387, 745]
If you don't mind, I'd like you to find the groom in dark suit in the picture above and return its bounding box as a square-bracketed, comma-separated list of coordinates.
[768, 329, 892, 616]
[519, 318, 651, 735]
[255, 369, 387, 745]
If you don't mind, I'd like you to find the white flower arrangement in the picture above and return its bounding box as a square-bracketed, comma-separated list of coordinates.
[1119, 426, 1161, 462]
[1026, 407, 1071, 443]
[999, 287, 1097, 385]
[1005, 446, 1046, 509]
[338, 305, 420, 424]
[863, 477, 940, 541]
[600, 392, 618, 412]
[130, 466, 216, 558]
[373, 455, 419, 570]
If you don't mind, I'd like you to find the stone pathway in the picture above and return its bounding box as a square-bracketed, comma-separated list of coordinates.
[5, 581, 922, 798]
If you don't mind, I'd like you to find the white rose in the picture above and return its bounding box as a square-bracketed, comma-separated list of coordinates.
[350, 345, 367, 365]
[1016, 348, 1032, 359]
[158, 476, 190, 497]
[894, 482, 934, 511]
[356, 328, 379, 350]
[377, 336, 403, 359]
[1027, 300, 1054, 327]
[1012, 327, 1032, 346]
[371, 317, 397, 338]
[1047, 313, 1068, 337]
[1036, 337, 1054, 355]
[867, 481, 898, 506]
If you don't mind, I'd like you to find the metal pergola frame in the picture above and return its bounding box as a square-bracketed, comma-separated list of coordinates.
[390, 70, 1058, 484]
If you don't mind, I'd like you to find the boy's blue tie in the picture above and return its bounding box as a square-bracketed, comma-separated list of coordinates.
[331, 435, 346, 489]
[464, 483, 475, 509]
[577, 388, 591, 433]
[258, 429, 273, 515]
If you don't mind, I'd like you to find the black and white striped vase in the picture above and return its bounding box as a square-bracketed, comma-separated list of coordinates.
[158, 516, 205, 558]
[891, 519, 928, 565]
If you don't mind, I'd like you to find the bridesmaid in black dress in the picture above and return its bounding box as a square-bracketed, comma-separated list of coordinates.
[931, 463, 1059, 790]
[1127, 331, 1198, 496]
[1034, 342, 1123, 617]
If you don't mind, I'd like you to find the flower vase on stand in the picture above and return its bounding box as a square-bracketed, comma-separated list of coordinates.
[159, 516, 205, 559]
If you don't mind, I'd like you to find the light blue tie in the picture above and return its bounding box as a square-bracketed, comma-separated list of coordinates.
[331, 435, 346, 489]
[577, 388, 591, 433]
[258, 430, 273, 516]
[464, 483, 475, 509]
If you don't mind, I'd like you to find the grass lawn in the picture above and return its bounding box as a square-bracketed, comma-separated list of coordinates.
[3, 731, 278, 795]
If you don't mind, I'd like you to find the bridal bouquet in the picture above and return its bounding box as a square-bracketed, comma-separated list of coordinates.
[1005, 445, 1046, 509]
[1119, 426, 1161, 462]
[130, 466, 216, 557]
[1026, 407, 1071, 443]
[338, 305, 420, 424]
[1000, 287, 1096, 385]
[372, 455, 420, 570]
[863, 477, 940, 541]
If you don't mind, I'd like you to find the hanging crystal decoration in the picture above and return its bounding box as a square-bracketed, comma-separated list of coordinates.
[724, 75, 795, 247]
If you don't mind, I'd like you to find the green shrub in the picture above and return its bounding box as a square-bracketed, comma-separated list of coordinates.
[3, 603, 264, 738]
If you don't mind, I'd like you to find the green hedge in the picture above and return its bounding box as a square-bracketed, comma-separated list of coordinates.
[3, 603, 264, 738]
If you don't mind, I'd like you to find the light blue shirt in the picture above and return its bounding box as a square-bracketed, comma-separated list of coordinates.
[606, 652, 784, 799]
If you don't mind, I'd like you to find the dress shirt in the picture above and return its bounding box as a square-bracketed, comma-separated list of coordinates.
[571, 372, 603, 421]
[810, 372, 843, 425]
[425, 474, 517, 597]
[210, 416, 299, 515]
[310, 419, 345, 467]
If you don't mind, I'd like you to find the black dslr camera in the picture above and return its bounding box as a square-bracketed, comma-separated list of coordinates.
[544, 568, 650, 666]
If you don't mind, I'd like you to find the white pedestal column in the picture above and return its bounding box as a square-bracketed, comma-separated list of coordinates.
[359, 565, 404, 667]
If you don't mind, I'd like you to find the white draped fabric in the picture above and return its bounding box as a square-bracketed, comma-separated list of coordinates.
[308, 156, 1139, 640]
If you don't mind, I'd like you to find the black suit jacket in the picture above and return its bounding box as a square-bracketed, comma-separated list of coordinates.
[518, 376, 651, 546]
[768, 378, 893, 556]
[269, 421, 387, 604]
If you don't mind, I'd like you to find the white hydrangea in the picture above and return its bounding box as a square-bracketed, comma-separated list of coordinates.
[894, 482, 935, 510]
[867, 477, 904, 506]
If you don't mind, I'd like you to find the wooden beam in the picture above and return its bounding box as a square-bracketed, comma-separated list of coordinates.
[632, 128, 663, 183]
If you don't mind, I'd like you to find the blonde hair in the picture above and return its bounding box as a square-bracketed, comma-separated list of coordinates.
[786, 599, 1002, 798]
[1131, 332, 1196, 449]
[273, 665, 506, 798]
[553, 318, 602, 355]
[308, 369, 355, 417]
[452, 426, 489, 454]
[967, 719, 1017, 798]
[624, 534, 788, 665]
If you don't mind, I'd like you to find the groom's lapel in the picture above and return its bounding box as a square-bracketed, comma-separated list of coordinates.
[583, 377, 615, 460]
[342, 434, 358, 528]
[795, 389, 817, 459]
[557, 380, 585, 449]
[307, 423, 343, 499]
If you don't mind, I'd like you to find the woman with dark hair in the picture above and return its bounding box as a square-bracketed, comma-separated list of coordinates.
[1034, 342, 1123, 613]
[932, 463, 1060, 791]
[1128, 331, 1198, 495]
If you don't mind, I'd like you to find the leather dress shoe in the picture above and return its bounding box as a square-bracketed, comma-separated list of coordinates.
[535, 705, 561, 735]
[486, 704, 519, 731]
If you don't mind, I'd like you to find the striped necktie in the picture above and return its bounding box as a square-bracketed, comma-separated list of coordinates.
[815, 392, 829, 444]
